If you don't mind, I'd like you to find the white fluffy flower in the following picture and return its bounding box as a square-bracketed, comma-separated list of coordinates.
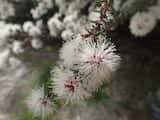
[12, 41, 24, 54]
[0, 22, 22, 46]
[26, 88, 53, 118]
[31, 0, 53, 19]
[62, 15, 87, 41]
[31, 39, 43, 50]
[31, 3, 47, 19]
[52, 67, 91, 104]
[28, 26, 41, 37]
[48, 14, 63, 37]
[5, 24, 21, 36]
[23, 21, 34, 33]
[23, 21, 41, 37]
[129, 11, 157, 37]
[0, 24, 21, 40]
[59, 34, 84, 68]
[78, 38, 121, 91]
[61, 29, 73, 41]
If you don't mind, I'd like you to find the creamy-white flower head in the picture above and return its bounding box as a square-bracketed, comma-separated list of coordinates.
[23, 21, 41, 37]
[28, 26, 41, 37]
[48, 14, 63, 37]
[31, 39, 43, 50]
[129, 11, 156, 37]
[23, 21, 34, 33]
[26, 88, 53, 118]
[78, 38, 121, 91]
[12, 41, 24, 54]
[4, 24, 21, 36]
[31, 4, 47, 19]
[31, 0, 53, 19]
[52, 67, 91, 104]
[61, 29, 73, 41]
[59, 34, 84, 68]
[62, 15, 87, 41]
[0, 24, 21, 40]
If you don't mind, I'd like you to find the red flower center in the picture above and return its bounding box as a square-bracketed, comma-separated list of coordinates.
[65, 78, 80, 93]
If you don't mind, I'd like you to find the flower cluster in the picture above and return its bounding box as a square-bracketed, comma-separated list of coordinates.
[18, 1, 121, 118]
[0, 21, 23, 69]
[0, 21, 43, 55]
[47, 0, 94, 41]
[51, 1, 121, 104]
[52, 33, 120, 103]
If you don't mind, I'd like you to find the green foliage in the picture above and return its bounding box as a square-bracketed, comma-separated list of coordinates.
[33, 64, 53, 96]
